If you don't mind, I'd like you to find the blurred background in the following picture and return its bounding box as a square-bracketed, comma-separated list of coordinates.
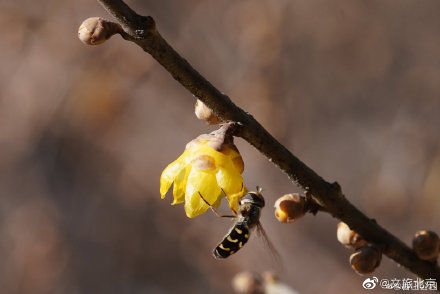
[1, 0, 440, 293]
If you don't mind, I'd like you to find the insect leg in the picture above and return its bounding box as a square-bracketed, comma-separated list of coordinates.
[198, 192, 235, 218]
[221, 188, 238, 215]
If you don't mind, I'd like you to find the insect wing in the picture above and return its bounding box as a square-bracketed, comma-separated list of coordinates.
[256, 222, 284, 271]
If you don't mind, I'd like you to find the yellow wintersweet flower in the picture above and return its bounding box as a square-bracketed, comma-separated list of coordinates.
[160, 126, 246, 218]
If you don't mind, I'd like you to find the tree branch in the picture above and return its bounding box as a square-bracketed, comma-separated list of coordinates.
[88, 0, 440, 281]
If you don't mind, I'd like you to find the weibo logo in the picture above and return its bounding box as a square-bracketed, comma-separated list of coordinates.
[363, 277, 379, 290]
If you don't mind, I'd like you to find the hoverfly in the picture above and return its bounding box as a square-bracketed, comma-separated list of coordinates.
[199, 187, 280, 260]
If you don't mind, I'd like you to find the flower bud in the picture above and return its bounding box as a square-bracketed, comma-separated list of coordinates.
[274, 193, 305, 223]
[337, 222, 367, 249]
[262, 272, 299, 294]
[232, 271, 264, 294]
[262, 271, 279, 285]
[194, 99, 222, 125]
[350, 245, 382, 275]
[412, 230, 440, 261]
[78, 17, 121, 45]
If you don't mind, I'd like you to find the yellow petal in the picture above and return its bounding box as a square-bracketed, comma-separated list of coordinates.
[216, 168, 243, 195]
[227, 186, 248, 212]
[184, 169, 222, 218]
[160, 158, 184, 198]
[171, 165, 190, 205]
[175, 149, 195, 166]
[227, 193, 240, 212]
[231, 154, 244, 174]
[191, 154, 217, 172]
[196, 146, 229, 168]
[212, 196, 222, 209]
[216, 168, 244, 211]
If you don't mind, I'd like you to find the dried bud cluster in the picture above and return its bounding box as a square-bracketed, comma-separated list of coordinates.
[337, 222, 367, 249]
[194, 99, 222, 125]
[232, 272, 264, 294]
[350, 245, 382, 275]
[232, 271, 298, 294]
[78, 17, 121, 45]
[336, 222, 382, 275]
[263, 271, 299, 294]
[412, 230, 440, 261]
[274, 193, 305, 223]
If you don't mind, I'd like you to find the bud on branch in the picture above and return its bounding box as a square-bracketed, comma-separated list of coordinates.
[78, 17, 124, 45]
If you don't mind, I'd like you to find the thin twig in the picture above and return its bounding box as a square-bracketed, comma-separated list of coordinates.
[87, 0, 440, 281]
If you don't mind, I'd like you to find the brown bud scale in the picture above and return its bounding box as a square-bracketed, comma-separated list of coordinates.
[350, 245, 382, 275]
[337, 222, 367, 250]
[274, 193, 305, 223]
[413, 230, 440, 261]
[195, 99, 222, 125]
[78, 17, 121, 45]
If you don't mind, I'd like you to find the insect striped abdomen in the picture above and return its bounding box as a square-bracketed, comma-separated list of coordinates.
[213, 224, 250, 259]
